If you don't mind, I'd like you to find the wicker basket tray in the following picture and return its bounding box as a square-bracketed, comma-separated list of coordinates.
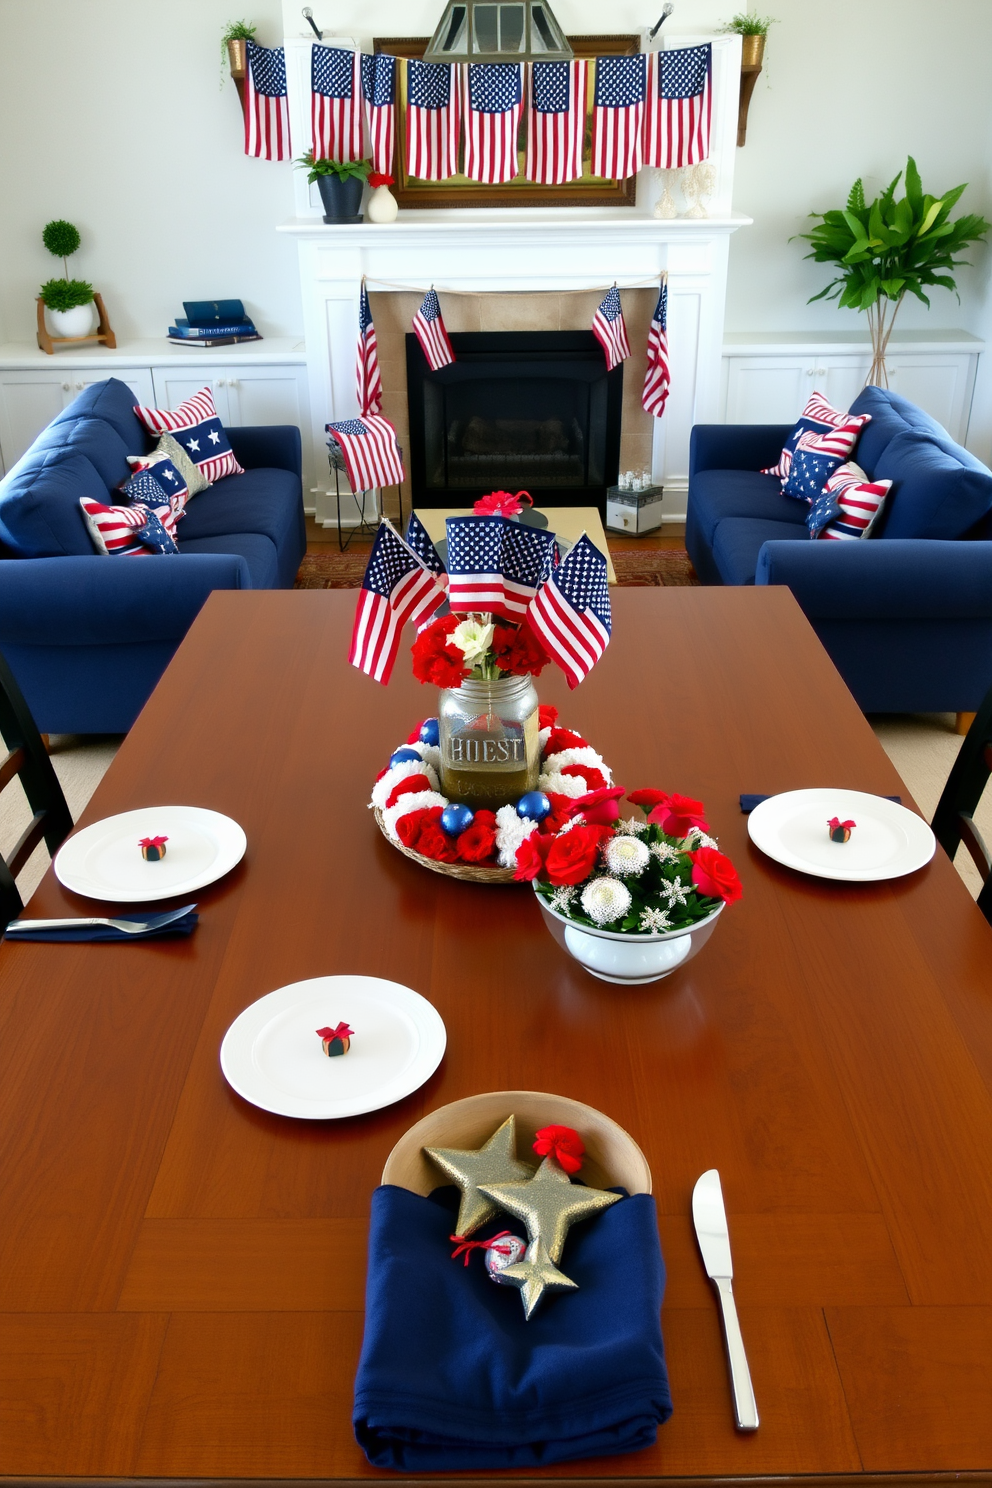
[374, 806, 519, 885]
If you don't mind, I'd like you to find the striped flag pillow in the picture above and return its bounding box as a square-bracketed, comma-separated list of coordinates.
[762, 392, 871, 489]
[133, 387, 244, 485]
[80, 499, 180, 556]
[807, 463, 892, 541]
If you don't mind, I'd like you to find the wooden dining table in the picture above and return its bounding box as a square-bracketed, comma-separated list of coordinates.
[2, 585, 992, 1486]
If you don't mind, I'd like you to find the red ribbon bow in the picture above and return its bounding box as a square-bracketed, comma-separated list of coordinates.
[827, 818, 856, 831]
[316, 1022, 353, 1041]
[449, 1230, 518, 1267]
[138, 836, 169, 848]
[473, 490, 533, 517]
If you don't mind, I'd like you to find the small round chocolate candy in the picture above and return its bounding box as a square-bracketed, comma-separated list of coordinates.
[419, 718, 440, 746]
[485, 1234, 527, 1283]
[440, 803, 474, 836]
[516, 791, 551, 822]
[389, 747, 422, 768]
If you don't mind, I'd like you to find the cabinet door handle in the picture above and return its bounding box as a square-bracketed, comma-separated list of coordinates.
[806, 367, 815, 376]
[62, 381, 70, 391]
[816, 366, 827, 376]
[75, 381, 84, 390]
[216, 378, 226, 387]
[229, 378, 239, 389]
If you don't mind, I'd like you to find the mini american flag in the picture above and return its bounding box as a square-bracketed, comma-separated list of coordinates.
[643, 44, 712, 169]
[412, 290, 455, 371]
[463, 63, 524, 184]
[406, 60, 461, 181]
[244, 42, 291, 161]
[591, 53, 645, 180]
[311, 45, 363, 161]
[446, 515, 557, 621]
[592, 286, 631, 370]
[356, 284, 382, 418]
[527, 534, 611, 689]
[326, 416, 404, 492]
[349, 521, 445, 684]
[524, 60, 588, 185]
[642, 280, 671, 418]
[362, 52, 397, 175]
[404, 511, 447, 576]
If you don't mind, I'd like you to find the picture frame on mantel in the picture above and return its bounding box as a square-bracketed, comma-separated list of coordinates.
[374, 35, 639, 209]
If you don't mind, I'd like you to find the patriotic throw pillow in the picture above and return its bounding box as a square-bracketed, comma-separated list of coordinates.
[120, 456, 189, 518]
[782, 444, 847, 501]
[128, 433, 208, 500]
[762, 393, 871, 492]
[79, 499, 180, 557]
[133, 388, 244, 485]
[807, 462, 893, 541]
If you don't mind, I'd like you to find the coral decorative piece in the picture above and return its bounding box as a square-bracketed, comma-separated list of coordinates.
[139, 835, 169, 861]
[317, 1021, 354, 1057]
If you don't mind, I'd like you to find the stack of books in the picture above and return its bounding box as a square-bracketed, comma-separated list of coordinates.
[167, 300, 262, 348]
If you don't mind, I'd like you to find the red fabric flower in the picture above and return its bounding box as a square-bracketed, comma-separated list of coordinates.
[368, 171, 394, 188]
[544, 726, 588, 755]
[544, 824, 610, 885]
[513, 833, 551, 881]
[690, 846, 743, 903]
[533, 1124, 585, 1175]
[411, 614, 469, 687]
[385, 772, 432, 809]
[538, 704, 559, 730]
[472, 809, 497, 828]
[566, 785, 626, 826]
[560, 762, 607, 793]
[456, 819, 497, 864]
[538, 791, 573, 836]
[417, 821, 460, 863]
[473, 489, 532, 517]
[406, 721, 427, 745]
[648, 792, 709, 837]
[492, 620, 549, 677]
[396, 807, 436, 850]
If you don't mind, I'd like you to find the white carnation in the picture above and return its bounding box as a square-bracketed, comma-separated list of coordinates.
[410, 741, 442, 774]
[542, 745, 612, 783]
[382, 790, 448, 841]
[603, 835, 650, 876]
[371, 757, 440, 810]
[495, 803, 537, 868]
[580, 877, 632, 926]
[538, 726, 552, 754]
[539, 771, 588, 799]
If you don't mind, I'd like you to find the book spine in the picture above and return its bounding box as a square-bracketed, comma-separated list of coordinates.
[166, 333, 263, 346]
[168, 322, 256, 338]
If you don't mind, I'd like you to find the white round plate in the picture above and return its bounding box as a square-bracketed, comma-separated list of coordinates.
[747, 788, 936, 882]
[220, 975, 447, 1119]
[54, 806, 246, 902]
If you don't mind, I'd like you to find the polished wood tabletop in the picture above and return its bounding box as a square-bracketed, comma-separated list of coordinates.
[2, 587, 992, 1486]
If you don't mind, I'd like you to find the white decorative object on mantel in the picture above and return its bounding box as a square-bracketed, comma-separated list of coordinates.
[682, 162, 717, 219]
[365, 185, 399, 224]
[653, 170, 679, 220]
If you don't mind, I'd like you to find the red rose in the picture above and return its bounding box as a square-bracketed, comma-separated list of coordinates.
[385, 772, 431, 809]
[566, 785, 626, 826]
[648, 792, 709, 838]
[513, 833, 550, 881]
[544, 824, 610, 885]
[538, 704, 559, 730]
[561, 762, 607, 793]
[417, 821, 460, 863]
[538, 791, 573, 836]
[456, 820, 497, 864]
[690, 846, 743, 904]
[396, 807, 435, 850]
[492, 620, 549, 677]
[533, 1123, 585, 1175]
[545, 726, 588, 755]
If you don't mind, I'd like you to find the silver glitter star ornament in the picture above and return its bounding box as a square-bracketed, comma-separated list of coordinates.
[498, 1237, 578, 1319]
[479, 1154, 621, 1262]
[424, 1115, 536, 1237]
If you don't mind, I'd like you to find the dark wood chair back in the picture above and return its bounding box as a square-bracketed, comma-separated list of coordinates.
[932, 684, 992, 924]
[0, 650, 74, 932]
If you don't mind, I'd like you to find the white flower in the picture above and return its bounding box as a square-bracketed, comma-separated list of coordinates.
[549, 885, 578, 913]
[494, 803, 537, 868]
[684, 825, 718, 850]
[371, 757, 440, 810]
[660, 878, 690, 908]
[451, 616, 495, 663]
[580, 877, 632, 926]
[650, 841, 681, 866]
[539, 770, 588, 800]
[410, 741, 442, 774]
[382, 790, 448, 841]
[603, 835, 650, 877]
[557, 814, 583, 832]
[543, 745, 612, 784]
[616, 817, 648, 836]
[538, 726, 553, 754]
[639, 907, 673, 934]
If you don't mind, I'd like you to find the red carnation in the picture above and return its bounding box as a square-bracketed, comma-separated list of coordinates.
[561, 762, 607, 793]
[690, 846, 742, 903]
[544, 824, 610, 885]
[538, 791, 573, 836]
[395, 807, 436, 850]
[473, 809, 497, 828]
[538, 704, 559, 730]
[627, 788, 667, 812]
[533, 1123, 585, 1175]
[412, 614, 470, 687]
[456, 819, 497, 864]
[417, 820, 460, 863]
[368, 171, 394, 188]
[385, 772, 432, 809]
[492, 620, 549, 677]
[566, 784, 626, 826]
[513, 832, 551, 881]
[545, 726, 588, 755]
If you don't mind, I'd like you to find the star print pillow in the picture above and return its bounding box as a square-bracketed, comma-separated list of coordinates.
[133, 387, 244, 485]
[762, 391, 871, 493]
[806, 462, 893, 540]
[127, 433, 207, 502]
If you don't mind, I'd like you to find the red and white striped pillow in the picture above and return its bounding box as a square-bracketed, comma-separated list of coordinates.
[79, 498, 180, 556]
[763, 392, 871, 484]
[133, 387, 243, 485]
[816, 462, 892, 540]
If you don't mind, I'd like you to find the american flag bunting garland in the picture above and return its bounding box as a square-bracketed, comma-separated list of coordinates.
[643, 44, 712, 169]
[412, 290, 455, 371]
[446, 515, 557, 622]
[356, 284, 383, 418]
[406, 60, 461, 181]
[349, 521, 445, 684]
[527, 534, 612, 690]
[592, 286, 631, 371]
[525, 60, 588, 186]
[362, 52, 397, 175]
[591, 53, 646, 181]
[642, 280, 671, 418]
[244, 42, 291, 161]
[311, 44, 363, 162]
[463, 63, 524, 184]
[326, 416, 405, 493]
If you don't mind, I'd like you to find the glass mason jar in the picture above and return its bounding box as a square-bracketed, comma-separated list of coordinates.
[438, 675, 540, 813]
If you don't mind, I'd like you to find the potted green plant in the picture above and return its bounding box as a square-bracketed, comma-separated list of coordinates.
[222, 19, 256, 82]
[719, 10, 776, 67]
[39, 220, 96, 338]
[798, 157, 990, 387]
[295, 154, 371, 223]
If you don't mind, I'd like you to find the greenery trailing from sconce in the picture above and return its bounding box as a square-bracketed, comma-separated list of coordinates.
[294, 153, 372, 184]
[719, 11, 776, 35]
[798, 157, 990, 386]
[221, 20, 256, 86]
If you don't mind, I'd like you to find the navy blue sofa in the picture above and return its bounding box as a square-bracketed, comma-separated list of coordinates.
[0, 377, 306, 733]
[686, 386, 992, 713]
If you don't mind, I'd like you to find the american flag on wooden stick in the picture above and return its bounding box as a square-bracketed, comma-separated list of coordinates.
[463, 63, 524, 184]
[326, 416, 404, 493]
[446, 515, 557, 621]
[406, 60, 461, 181]
[524, 60, 588, 185]
[356, 284, 382, 417]
[412, 290, 455, 371]
[349, 521, 446, 684]
[362, 52, 397, 175]
[592, 286, 631, 371]
[311, 45, 363, 161]
[527, 534, 612, 690]
[642, 280, 671, 417]
[643, 44, 712, 169]
[404, 511, 447, 577]
[244, 42, 291, 161]
[591, 53, 645, 180]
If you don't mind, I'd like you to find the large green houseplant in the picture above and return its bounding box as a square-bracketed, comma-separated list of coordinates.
[799, 157, 990, 387]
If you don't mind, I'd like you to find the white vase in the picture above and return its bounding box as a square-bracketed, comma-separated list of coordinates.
[45, 302, 97, 339]
[365, 185, 398, 224]
[537, 895, 724, 984]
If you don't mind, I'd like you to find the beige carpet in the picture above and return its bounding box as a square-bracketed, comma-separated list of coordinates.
[1, 717, 988, 907]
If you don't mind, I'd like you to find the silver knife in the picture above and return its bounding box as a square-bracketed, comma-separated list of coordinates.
[691, 1168, 759, 1431]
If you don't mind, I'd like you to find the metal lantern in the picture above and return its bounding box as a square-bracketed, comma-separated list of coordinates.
[423, 0, 573, 62]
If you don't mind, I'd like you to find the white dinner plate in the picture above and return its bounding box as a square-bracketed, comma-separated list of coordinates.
[220, 975, 447, 1119]
[54, 806, 246, 902]
[747, 788, 936, 882]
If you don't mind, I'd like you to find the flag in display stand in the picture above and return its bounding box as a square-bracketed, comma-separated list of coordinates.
[591, 53, 646, 180]
[349, 521, 445, 684]
[244, 42, 291, 160]
[412, 290, 455, 371]
[404, 511, 447, 577]
[446, 515, 557, 621]
[311, 45, 363, 161]
[524, 60, 588, 185]
[643, 44, 712, 169]
[463, 63, 524, 184]
[325, 416, 405, 493]
[362, 52, 397, 175]
[356, 284, 383, 417]
[406, 60, 461, 181]
[642, 280, 671, 417]
[592, 286, 631, 370]
[527, 534, 612, 690]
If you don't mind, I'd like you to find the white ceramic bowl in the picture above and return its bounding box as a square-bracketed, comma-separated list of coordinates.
[537, 895, 724, 984]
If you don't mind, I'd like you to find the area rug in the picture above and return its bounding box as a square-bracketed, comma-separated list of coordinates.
[294, 548, 699, 589]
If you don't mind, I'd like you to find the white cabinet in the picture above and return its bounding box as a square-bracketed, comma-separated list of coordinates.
[0, 366, 156, 471]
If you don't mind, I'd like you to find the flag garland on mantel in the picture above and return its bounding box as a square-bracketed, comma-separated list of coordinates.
[463, 62, 525, 184]
[591, 286, 631, 371]
[412, 290, 455, 371]
[406, 59, 461, 181]
[525, 60, 588, 185]
[362, 52, 397, 175]
[591, 54, 646, 182]
[642, 280, 671, 417]
[244, 42, 291, 160]
[643, 44, 712, 169]
[311, 44, 363, 160]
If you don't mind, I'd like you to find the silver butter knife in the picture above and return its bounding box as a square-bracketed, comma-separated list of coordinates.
[692, 1168, 759, 1431]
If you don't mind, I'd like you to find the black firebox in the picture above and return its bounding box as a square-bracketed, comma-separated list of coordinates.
[405, 330, 623, 512]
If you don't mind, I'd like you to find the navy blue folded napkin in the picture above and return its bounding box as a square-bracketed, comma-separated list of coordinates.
[4, 908, 198, 942]
[353, 1184, 672, 1472]
[740, 792, 901, 813]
